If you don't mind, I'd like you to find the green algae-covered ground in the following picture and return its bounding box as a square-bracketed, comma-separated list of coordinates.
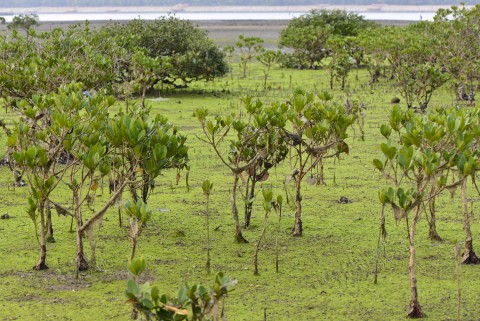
[1, 51, 479, 321]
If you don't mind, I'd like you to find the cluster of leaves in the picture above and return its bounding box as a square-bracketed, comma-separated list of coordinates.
[194, 97, 287, 242]
[279, 9, 375, 70]
[358, 5, 480, 110]
[195, 89, 356, 240]
[224, 35, 281, 89]
[0, 16, 227, 109]
[10, 84, 188, 271]
[373, 104, 480, 317]
[125, 257, 236, 321]
[103, 17, 229, 90]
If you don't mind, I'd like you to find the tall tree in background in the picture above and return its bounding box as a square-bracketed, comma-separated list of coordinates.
[103, 17, 228, 90]
[279, 9, 375, 69]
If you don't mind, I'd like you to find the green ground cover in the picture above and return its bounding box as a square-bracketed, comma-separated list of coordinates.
[0, 62, 478, 321]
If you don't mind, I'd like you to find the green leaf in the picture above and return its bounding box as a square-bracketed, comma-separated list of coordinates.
[262, 188, 273, 202]
[372, 159, 384, 171]
[128, 257, 146, 277]
[202, 180, 213, 195]
[276, 195, 283, 206]
[126, 279, 140, 297]
[380, 124, 391, 138]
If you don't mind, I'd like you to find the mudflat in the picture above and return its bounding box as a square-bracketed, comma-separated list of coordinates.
[0, 18, 412, 50]
[1, 4, 458, 14]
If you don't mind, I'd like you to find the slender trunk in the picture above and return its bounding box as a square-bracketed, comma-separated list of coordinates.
[141, 86, 146, 109]
[130, 237, 137, 261]
[254, 210, 269, 275]
[244, 176, 250, 228]
[428, 188, 441, 241]
[232, 173, 248, 243]
[406, 203, 423, 318]
[142, 172, 150, 204]
[276, 204, 282, 274]
[118, 208, 122, 227]
[293, 144, 304, 236]
[111, 178, 123, 227]
[454, 243, 461, 321]
[374, 203, 386, 284]
[292, 174, 302, 236]
[244, 177, 256, 228]
[34, 199, 48, 270]
[317, 160, 325, 185]
[206, 194, 211, 275]
[74, 190, 89, 273]
[45, 199, 55, 243]
[461, 179, 478, 264]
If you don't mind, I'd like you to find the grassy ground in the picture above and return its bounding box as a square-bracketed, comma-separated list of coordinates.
[0, 50, 479, 321]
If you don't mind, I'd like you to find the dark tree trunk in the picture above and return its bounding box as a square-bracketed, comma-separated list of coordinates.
[232, 173, 248, 243]
[317, 160, 325, 185]
[205, 193, 211, 275]
[130, 237, 137, 261]
[427, 193, 441, 241]
[374, 203, 386, 285]
[461, 179, 479, 264]
[74, 191, 89, 272]
[407, 204, 424, 319]
[34, 200, 48, 270]
[76, 223, 89, 272]
[254, 210, 269, 275]
[292, 174, 302, 236]
[244, 177, 256, 228]
[341, 75, 346, 90]
[45, 199, 55, 243]
[118, 208, 122, 227]
[142, 172, 150, 204]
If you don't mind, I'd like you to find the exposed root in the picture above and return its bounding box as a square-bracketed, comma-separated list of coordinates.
[76, 254, 89, 271]
[462, 250, 479, 264]
[407, 300, 424, 319]
[428, 228, 442, 242]
[33, 262, 48, 271]
[235, 232, 249, 244]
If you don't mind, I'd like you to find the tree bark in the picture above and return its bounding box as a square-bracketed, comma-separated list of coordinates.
[407, 203, 424, 318]
[292, 174, 303, 236]
[206, 193, 211, 275]
[45, 199, 55, 243]
[244, 177, 256, 228]
[427, 192, 441, 241]
[374, 203, 386, 285]
[232, 173, 248, 243]
[461, 179, 479, 264]
[130, 237, 137, 261]
[74, 191, 89, 272]
[254, 209, 269, 275]
[33, 199, 48, 270]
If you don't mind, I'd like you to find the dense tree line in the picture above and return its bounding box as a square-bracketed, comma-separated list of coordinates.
[1, 0, 479, 8]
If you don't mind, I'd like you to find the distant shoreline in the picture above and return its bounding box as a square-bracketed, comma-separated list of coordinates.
[0, 4, 463, 15]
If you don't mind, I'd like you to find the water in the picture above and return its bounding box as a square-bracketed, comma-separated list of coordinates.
[1, 11, 435, 23]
